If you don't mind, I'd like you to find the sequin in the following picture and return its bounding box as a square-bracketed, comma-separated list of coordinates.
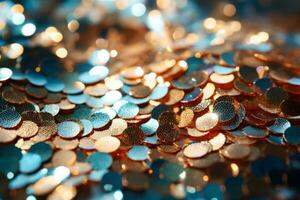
[242, 125, 269, 138]
[180, 88, 202, 103]
[238, 66, 258, 83]
[184, 142, 212, 158]
[79, 66, 109, 84]
[95, 136, 120, 153]
[0, 109, 21, 128]
[87, 152, 112, 170]
[140, 118, 159, 136]
[213, 101, 235, 123]
[195, 113, 218, 131]
[16, 121, 39, 138]
[29, 142, 53, 162]
[127, 145, 149, 161]
[157, 123, 180, 144]
[150, 84, 169, 100]
[45, 78, 65, 92]
[122, 126, 145, 145]
[221, 143, 251, 159]
[80, 119, 93, 137]
[52, 150, 76, 167]
[159, 161, 184, 182]
[19, 153, 42, 173]
[57, 121, 81, 138]
[284, 126, 300, 145]
[89, 112, 110, 129]
[267, 118, 291, 135]
[26, 70, 47, 86]
[118, 102, 139, 119]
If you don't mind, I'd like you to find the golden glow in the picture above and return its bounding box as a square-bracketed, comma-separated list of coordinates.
[203, 175, 209, 182]
[0, 20, 6, 31]
[46, 27, 63, 43]
[134, 66, 144, 77]
[203, 17, 217, 30]
[6, 43, 24, 59]
[56, 47, 68, 58]
[11, 4, 24, 13]
[104, 76, 123, 90]
[156, 76, 165, 84]
[148, 9, 161, 18]
[248, 31, 269, 44]
[110, 49, 118, 57]
[202, 83, 215, 99]
[230, 163, 239, 176]
[35, 66, 41, 72]
[258, 31, 269, 41]
[157, 0, 172, 9]
[68, 20, 79, 32]
[116, 0, 128, 10]
[210, 73, 234, 84]
[223, 4, 236, 17]
[172, 27, 185, 40]
[178, 60, 187, 68]
[186, 33, 199, 43]
[231, 21, 242, 32]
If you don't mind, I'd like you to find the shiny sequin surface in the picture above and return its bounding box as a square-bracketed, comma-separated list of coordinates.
[1, 1, 300, 200]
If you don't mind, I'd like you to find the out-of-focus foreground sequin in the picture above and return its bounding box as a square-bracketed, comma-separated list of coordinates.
[1, 1, 300, 200]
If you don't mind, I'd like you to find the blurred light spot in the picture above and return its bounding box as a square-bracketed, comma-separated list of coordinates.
[258, 31, 269, 41]
[172, 27, 185, 40]
[7, 172, 14, 179]
[56, 47, 68, 58]
[53, 166, 70, 181]
[22, 23, 36, 36]
[203, 175, 209, 182]
[68, 20, 79, 32]
[35, 66, 41, 72]
[186, 186, 196, 193]
[179, 171, 186, 180]
[230, 163, 239, 176]
[147, 10, 164, 32]
[46, 27, 63, 42]
[157, 0, 172, 9]
[7, 43, 24, 59]
[26, 195, 36, 200]
[144, 72, 157, 89]
[12, 13, 25, 25]
[0, 20, 6, 30]
[114, 190, 123, 200]
[110, 49, 118, 57]
[134, 66, 144, 77]
[186, 33, 199, 43]
[249, 31, 269, 44]
[231, 21, 241, 32]
[104, 184, 113, 191]
[223, 3, 236, 17]
[178, 60, 187, 68]
[11, 4, 24, 13]
[89, 65, 108, 76]
[170, 184, 186, 199]
[89, 49, 110, 65]
[131, 3, 146, 17]
[204, 17, 216, 30]
[116, 0, 128, 10]
[41, 168, 48, 174]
